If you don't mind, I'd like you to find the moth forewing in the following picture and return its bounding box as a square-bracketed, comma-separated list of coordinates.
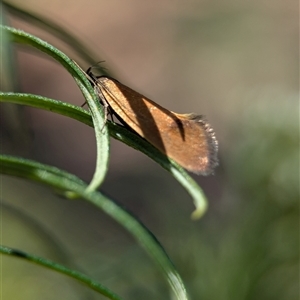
[88, 73, 218, 175]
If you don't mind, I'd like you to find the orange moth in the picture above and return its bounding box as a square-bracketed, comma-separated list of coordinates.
[87, 68, 218, 175]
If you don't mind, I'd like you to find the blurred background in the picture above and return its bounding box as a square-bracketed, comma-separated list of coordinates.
[1, 0, 299, 299]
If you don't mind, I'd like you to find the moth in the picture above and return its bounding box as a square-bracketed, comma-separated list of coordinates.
[86, 68, 218, 175]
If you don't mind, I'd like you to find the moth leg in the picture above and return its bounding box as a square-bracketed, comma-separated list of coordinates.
[102, 97, 109, 123]
[98, 94, 110, 132]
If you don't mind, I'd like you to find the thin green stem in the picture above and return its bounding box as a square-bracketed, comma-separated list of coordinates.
[0, 245, 122, 300]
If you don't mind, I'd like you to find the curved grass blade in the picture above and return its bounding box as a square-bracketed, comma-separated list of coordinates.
[0, 154, 189, 300]
[0, 25, 109, 193]
[0, 245, 122, 300]
[0, 92, 208, 218]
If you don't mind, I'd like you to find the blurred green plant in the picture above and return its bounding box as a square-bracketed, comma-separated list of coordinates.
[224, 92, 299, 300]
[176, 91, 299, 300]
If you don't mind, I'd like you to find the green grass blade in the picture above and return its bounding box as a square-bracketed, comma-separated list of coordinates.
[0, 91, 208, 217]
[0, 92, 92, 124]
[0, 154, 189, 299]
[0, 245, 122, 300]
[1, 25, 208, 217]
[0, 25, 110, 192]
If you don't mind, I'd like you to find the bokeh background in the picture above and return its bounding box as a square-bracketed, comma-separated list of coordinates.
[1, 0, 299, 299]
